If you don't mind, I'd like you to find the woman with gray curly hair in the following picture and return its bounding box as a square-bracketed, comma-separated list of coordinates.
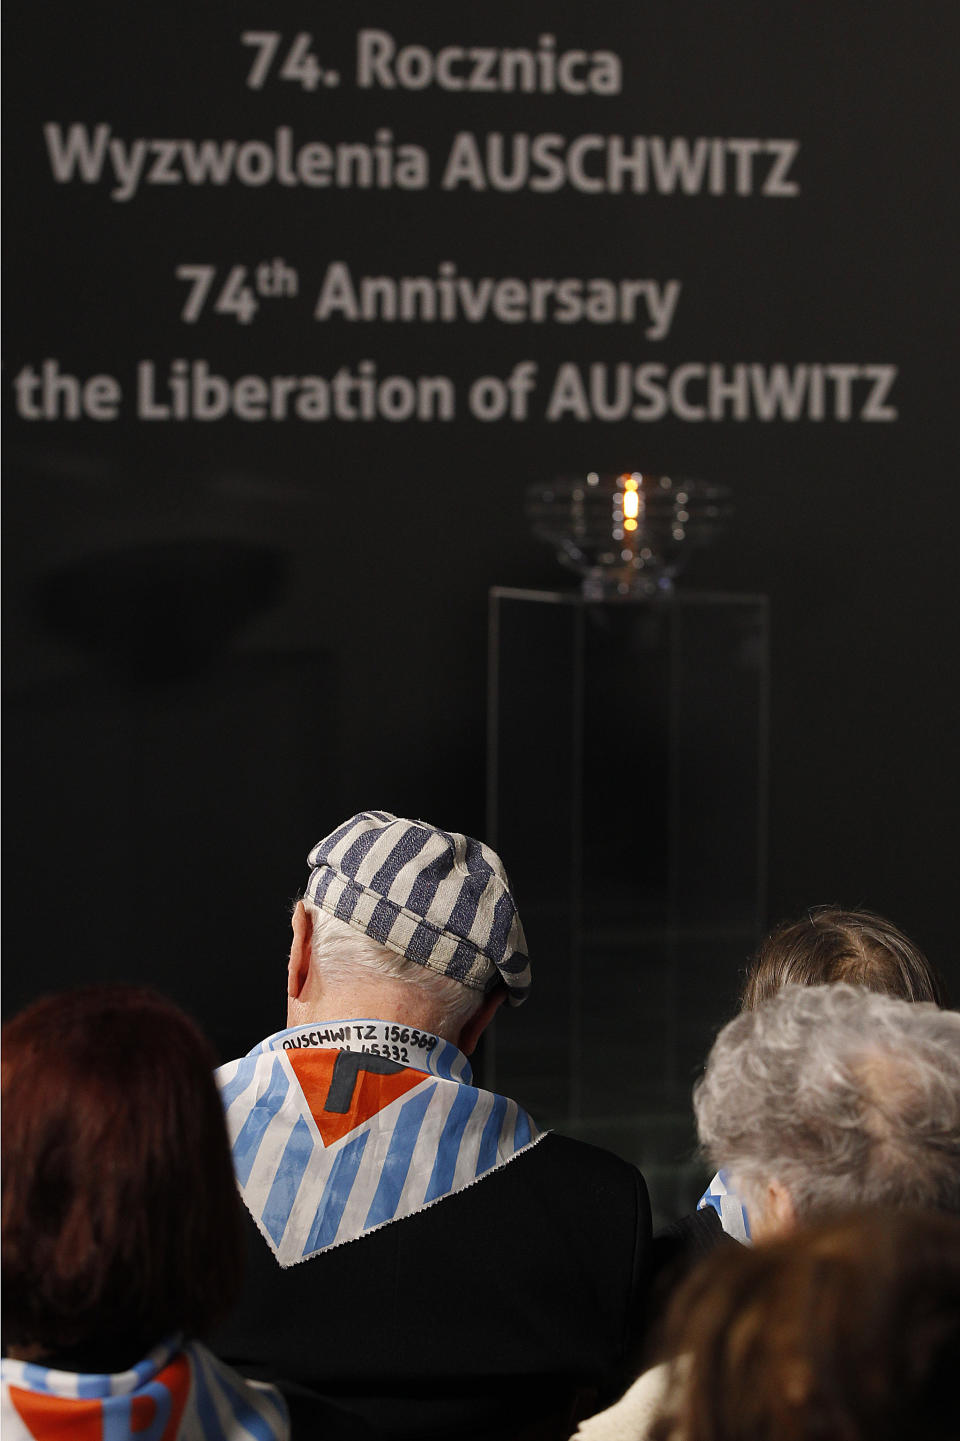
[693, 982, 960, 1238]
[698, 906, 946, 1240]
[573, 985, 960, 1441]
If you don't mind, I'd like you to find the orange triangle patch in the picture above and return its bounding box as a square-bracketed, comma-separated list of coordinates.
[9, 1389, 104, 1441]
[287, 1049, 427, 1146]
[8, 1354, 189, 1441]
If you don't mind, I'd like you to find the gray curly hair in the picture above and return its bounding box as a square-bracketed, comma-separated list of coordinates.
[694, 983, 960, 1222]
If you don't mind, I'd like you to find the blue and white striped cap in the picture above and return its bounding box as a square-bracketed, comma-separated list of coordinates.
[304, 811, 531, 1004]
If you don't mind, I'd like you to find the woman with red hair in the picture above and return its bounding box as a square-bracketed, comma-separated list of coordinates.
[650, 1209, 960, 1441]
[1, 986, 289, 1440]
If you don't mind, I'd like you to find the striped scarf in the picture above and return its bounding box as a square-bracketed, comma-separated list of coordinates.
[1, 1339, 287, 1441]
[698, 1169, 752, 1243]
[217, 1020, 543, 1266]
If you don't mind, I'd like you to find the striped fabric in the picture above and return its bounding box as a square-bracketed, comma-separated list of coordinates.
[218, 1020, 543, 1265]
[1, 1339, 288, 1440]
[305, 811, 531, 1004]
[697, 1169, 752, 1243]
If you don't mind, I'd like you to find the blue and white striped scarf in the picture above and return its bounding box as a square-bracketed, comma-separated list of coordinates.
[698, 1169, 752, 1243]
[0, 1338, 287, 1440]
[217, 1020, 543, 1266]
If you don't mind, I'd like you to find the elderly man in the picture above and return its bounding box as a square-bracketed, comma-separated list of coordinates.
[213, 812, 652, 1441]
[575, 982, 960, 1440]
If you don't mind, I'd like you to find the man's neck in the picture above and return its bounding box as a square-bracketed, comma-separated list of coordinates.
[287, 992, 453, 1043]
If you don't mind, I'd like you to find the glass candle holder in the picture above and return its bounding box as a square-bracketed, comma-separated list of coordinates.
[526, 470, 731, 600]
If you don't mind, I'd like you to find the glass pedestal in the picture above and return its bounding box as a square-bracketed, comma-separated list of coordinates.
[486, 587, 769, 1223]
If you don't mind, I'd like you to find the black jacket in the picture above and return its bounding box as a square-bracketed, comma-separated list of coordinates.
[212, 1132, 652, 1441]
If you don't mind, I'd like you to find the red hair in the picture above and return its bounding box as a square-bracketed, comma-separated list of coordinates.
[651, 1210, 960, 1441]
[2, 986, 242, 1370]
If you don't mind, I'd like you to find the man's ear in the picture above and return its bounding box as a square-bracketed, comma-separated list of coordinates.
[458, 985, 507, 1056]
[288, 901, 314, 1000]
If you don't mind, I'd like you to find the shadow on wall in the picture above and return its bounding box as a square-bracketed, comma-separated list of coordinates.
[5, 540, 344, 1060]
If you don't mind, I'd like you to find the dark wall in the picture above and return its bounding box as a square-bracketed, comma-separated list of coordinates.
[5, 1, 959, 1059]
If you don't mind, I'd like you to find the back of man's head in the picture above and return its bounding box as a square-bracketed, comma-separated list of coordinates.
[302, 903, 483, 1035]
[289, 812, 531, 1041]
[694, 983, 960, 1224]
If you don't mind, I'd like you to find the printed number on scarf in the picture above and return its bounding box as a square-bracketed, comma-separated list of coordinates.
[354, 1024, 438, 1051]
[359, 1041, 410, 1063]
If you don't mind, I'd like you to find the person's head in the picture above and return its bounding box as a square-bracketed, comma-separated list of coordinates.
[650, 1210, 960, 1441]
[694, 983, 960, 1238]
[2, 986, 242, 1370]
[741, 905, 945, 1010]
[286, 811, 530, 1053]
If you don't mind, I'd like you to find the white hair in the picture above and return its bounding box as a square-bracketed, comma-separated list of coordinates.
[694, 983, 960, 1221]
[303, 901, 484, 1036]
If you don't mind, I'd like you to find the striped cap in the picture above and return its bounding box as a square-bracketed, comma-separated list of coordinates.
[304, 811, 531, 1004]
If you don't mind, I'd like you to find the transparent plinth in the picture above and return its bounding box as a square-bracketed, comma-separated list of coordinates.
[485, 586, 768, 1225]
